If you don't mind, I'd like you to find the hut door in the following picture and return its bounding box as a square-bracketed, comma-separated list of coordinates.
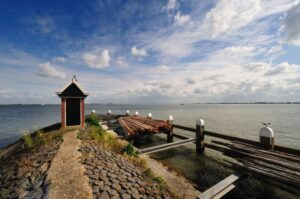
[66, 98, 81, 126]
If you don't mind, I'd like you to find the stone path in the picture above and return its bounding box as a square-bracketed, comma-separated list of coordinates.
[142, 155, 201, 199]
[45, 130, 93, 199]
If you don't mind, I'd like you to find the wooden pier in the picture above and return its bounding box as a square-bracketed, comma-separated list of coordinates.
[97, 112, 300, 198]
[198, 174, 240, 199]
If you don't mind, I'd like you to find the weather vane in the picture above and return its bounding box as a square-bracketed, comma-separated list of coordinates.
[72, 75, 77, 82]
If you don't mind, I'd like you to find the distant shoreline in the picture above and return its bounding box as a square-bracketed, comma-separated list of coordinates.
[1, 102, 300, 106]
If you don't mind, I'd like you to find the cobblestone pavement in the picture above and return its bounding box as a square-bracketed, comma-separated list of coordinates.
[80, 143, 172, 199]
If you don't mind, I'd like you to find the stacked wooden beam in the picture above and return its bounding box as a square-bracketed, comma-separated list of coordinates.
[118, 116, 171, 136]
[206, 140, 300, 190]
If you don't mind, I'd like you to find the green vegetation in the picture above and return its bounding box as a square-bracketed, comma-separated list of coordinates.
[84, 113, 140, 156]
[153, 176, 164, 183]
[143, 168, 165, 185]
[85, 114, 100, 126]
[21, 131, 34, 149]
[36, 130, 48, 145]
[51, 130, 64, 141]
[86, 126, 124, 153]
[84, 115, 124, 153]
[0, 188, 10, 199]
[21, 129, 64, 150]
[144, 168, 153, 178]
[83, 114, 175, 197]
[77, 129, 88, 140]
[124, 141, 138, 157]
[89, 126, 104, 140]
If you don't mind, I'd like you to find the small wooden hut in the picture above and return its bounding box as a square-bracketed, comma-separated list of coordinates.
[56, 77, 88, 127]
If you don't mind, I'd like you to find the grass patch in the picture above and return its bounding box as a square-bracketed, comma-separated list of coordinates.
[124, 154, 147, 168]
[0, 188, 10, 199]
[89, 126, 105, 140]
[36, 130, 48, 145]
[85, 114, 125, 152]
[153, 176, 164, 183]
[21, 131, 34, 149]
[143, 168, 165, 187]
[85, 114, 100, 127]
[124, 141, 138, 157]
[86, 126, 124, 153]
[20, 128, 64, 150]
[77, 129, 88, 140]
[144, 168, 153, 178]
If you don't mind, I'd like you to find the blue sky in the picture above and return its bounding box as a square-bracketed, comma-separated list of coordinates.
[0, 0, 300, 104]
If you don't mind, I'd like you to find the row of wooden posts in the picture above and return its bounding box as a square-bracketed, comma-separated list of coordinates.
[92, 109, 275, 154]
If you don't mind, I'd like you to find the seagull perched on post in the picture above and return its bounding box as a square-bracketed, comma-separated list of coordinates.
[261, 122, 271, 126]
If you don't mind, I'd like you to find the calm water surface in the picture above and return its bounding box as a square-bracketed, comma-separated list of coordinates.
[0, 104, 299, 149]
[0, 104, 299, 198]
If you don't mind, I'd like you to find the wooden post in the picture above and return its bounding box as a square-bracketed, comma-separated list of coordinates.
[107, 110, 111, 115]
[126, 110, 130, 116]
[167, 115, 174, 142]
[196, 119, 205, 154]
[259, 126, 274, 150]
[148, 113, 152, 119]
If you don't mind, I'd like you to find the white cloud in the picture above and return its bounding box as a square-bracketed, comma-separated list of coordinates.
[282, 3, 300, 45]
[202, 0, 261, 38]
[174, 12, 191, 26]
[155, 65, 170, 73]
[244, 62, 271, 71]
[144, 81, 172, 89]
[185, 78, 196, 84]
[166, 0, 178, 11]
[206, 45, 256, 64]
[265, 62, 299, 76]
[116, 57, 129, 68]
[53, 56, 66, 62]
[37, 62, 66, 79]
[244, 61, 299, 76]
[83, 49, 111, 69]
[28, 15, 56, 33]
[131, 46, 147, 57]
[221, 46, 255, 57]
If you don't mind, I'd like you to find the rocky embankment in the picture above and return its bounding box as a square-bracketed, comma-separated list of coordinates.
[80, 141, 172, 199]
[0, 120, 178, 199]
[0, 130, 63, 199]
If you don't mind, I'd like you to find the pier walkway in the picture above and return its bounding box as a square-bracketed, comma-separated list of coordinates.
[46, 130, 93, 199]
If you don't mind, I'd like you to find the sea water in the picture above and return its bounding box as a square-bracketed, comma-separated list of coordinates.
[0, 104, 299, 198]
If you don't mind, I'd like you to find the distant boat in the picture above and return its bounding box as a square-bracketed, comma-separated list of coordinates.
[180, 103, 184, 105]
[41, 104, 45, 106]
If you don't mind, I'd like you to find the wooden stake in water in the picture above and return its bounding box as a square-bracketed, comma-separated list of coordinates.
[196, 119, 205, 154]
[167, 115, 174, 142]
